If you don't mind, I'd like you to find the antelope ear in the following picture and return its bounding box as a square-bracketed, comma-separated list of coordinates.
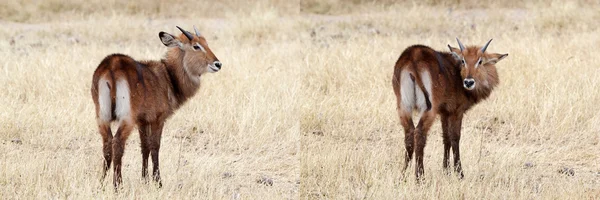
[448, 44, 462, 60]
[159, 32, 182, 47]
[487, 53, 508, 65]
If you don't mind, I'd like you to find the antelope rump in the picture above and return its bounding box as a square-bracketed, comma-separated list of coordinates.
[392, 38, 508, 180]
[90, 26, 222, 188]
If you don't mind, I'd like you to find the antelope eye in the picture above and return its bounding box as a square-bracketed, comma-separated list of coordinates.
[193, 45, 201, 50]
[461, 60, 466, 65]
[478, 59, 482, 65]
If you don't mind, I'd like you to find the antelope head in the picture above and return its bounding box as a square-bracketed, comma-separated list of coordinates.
[448, 38, 508, 91]
[159, 26, 222, 75]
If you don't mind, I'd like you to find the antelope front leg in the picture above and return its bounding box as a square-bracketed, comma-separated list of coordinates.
[139, 123, 151, 181]
[449, 114, 465, 179]
[149, 121, 165, 187]
[441, 114, 451, 174]
[414, 111, 435, 180]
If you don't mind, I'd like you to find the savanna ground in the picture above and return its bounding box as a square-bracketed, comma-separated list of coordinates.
[0, 0, 599, 199]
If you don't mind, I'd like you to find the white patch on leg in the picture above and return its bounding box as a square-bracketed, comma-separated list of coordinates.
[415, 71, 433, 114]
[400, 70, 415, 113]
[98, 78, 112, 122]
[114, 79, 131, 121]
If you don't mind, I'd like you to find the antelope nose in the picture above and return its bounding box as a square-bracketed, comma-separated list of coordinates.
[214, 61, 222, 69]
[464, 79, 475, 87]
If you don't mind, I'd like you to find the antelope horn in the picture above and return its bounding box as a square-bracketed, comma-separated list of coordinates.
[176, 26, 194, 41]
[193, 25, 201, 37]
[456, 38, 466, 52]
[481, 39, 493, 53]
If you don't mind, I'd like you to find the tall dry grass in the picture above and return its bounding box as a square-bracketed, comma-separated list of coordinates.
[0, 0, 599, 199]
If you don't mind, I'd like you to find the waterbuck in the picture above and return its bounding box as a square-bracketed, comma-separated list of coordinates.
[91, 26, 221, 188]
[392, 38, 508, 179]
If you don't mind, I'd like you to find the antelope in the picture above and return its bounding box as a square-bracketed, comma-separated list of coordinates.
[90, 26, 222, 188]
[392, 38, 508, 180]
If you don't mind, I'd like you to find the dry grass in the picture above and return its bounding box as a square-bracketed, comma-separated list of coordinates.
[1, 0, 599, 199]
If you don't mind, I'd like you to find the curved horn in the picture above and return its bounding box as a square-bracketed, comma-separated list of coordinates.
[193, 25, 201, 37]
[176, 26, 194, 41]
[481, 39, 493, 53]
[456, 38, 466, 52]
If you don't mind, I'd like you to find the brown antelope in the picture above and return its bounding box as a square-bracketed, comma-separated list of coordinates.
[90, 26, 221, 188]
[392, 38, 507, 180]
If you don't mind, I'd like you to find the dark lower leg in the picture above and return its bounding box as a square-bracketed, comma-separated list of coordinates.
[112, 123, 132, 189]
[400, 114, 415, 172]
[149, 121, 164, 187]
[414, 130, 426, 179]
[451, 139, 464, 178]
[414, 112, 435, 180]
[142, 151, 150, 180]
[139, 125, 150, 180]
[441, 114, 451, 172]
[443, 137, 451, 173]
[151, 149, 161, 184]
[112, 139, 124, 188]
[449, 114, 464, 179]
[103, 139, 113, 179]
[99, 124, 113, 180]
[403, 128, 415, 172]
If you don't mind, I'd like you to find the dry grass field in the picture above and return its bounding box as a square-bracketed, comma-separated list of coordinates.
[1, 0, 599, 199]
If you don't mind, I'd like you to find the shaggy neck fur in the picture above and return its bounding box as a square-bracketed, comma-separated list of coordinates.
[162, 48, 201, 109]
